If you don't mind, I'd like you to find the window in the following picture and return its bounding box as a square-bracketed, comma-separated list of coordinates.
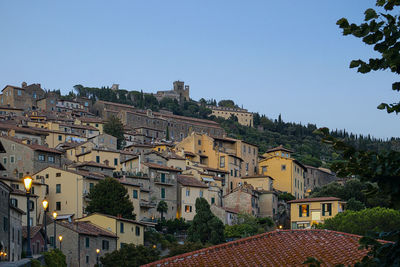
[56, 184, 61, 193]
[246, 163, 249, 171]
[50, 236, 54, 247]
[322, 203, 332, 216]
[11, 198, 18, 207]
[299, 204, 309, 217]
[85, 237, 90, 248]
[185, 205, 192, 212]
[114, 158, 118, 166]
[48, 156, 55, 163]
[135, 226, 140, 236]
[199, 190, 203, 197]
[96, 156, 100, 163]
[56, 172, 61, 177]
[33, 92, 37, 99]
[56, 202, 61, 211]
[211, 197, 215, 204]
[186, 189, 190, 197]
[58, 135, 62, 141]
[3, 217, 8, 231]
[86, 256, 89, 264]
[28, 200, 34, 211]
[102, 240, 109, 250]
[89, 183, 94, 191]
[219, 156, 225, 168]
[161, 188, 166, 199]
[161, 173, 166, 183]
[38, 154, 45, 161]
[120, 222, 124, 233]
[10, 156, 14, 163]
[133, 190, 138, 199]
[281, 164, 286, 171]
[11, 144, 15, 151]
[198, 140, 201, 145]
[17, 90, 22, 96]
[3, 157, 6, 165]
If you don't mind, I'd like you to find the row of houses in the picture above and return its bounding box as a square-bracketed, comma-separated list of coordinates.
[0, 81, 340, 264]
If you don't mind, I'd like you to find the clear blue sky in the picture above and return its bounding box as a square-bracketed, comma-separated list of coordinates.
[0, 0, 398, 139]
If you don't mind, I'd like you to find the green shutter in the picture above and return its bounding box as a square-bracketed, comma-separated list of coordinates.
[299, 205, 302, 217]
[328, 203, 332, 216]
[306, 205, 309, 217]
[322, 204, 325, 216]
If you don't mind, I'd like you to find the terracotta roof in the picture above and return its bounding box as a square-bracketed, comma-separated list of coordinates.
[241, 174, 274, 180]
[79, 117, 104, 123]
[177, 175, 208, 188]
[0, 123, 49, 136]
[265, 145, 294, 154]
[287, 197, 342, 204]
[57, 221, 117, 238]
[0, 136, 63, 154]
[82, 212, 147, 226]
[143, 229, 391, 267]
[22, 225, 43, 239]
[73, 161, 116, 170]
[143, 162, 181, 172]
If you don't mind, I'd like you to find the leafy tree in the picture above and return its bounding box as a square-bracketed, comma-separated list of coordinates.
[100, 244, 159, 267]
[43, 249, 67, 267]
[86, 177, 136, 220]
[319, 207, 400, 239]
[224, 214, 274, 239]
[187, 198, 225, 245]
[103, 116, 125, 149]
[155, 218, 190, 234]
[218, 99, 236, 108]
[346, 197, 366, 211]
[278, 192, 295, 202]
[156, 200, 168, 220]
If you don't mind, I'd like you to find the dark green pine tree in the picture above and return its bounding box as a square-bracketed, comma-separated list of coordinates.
[187, 198, 224, 245]
[86, 177, 136, 220]
[103, 116, 126, 149]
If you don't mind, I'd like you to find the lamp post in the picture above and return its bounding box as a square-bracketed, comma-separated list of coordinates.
[52, 211, 57, 249]
[58, 235, 63, 251]
[42, 199, 49, 252]
[23, 176, 33, 258]
[96, 248, 100, 266]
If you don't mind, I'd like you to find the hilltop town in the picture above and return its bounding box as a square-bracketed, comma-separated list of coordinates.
[0, 81, 396, 266]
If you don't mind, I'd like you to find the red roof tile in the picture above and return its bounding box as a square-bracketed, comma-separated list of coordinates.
[143, 229, 391, 267]
[57, 221, 117, 238]
[265, 145, 294, 153]
[177, 175, 208, 188]
[143, 163, 181, 172]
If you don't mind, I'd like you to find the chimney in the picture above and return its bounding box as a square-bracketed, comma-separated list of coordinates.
[21, 82, 27, 88]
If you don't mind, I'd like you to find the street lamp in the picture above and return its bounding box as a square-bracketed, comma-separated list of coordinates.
[42, 198, 49, 252]
[58, 235, 63, 251]
[23, 176, 33, 258]
[96, 248, 100, 266]
[52, 211, 58, 249]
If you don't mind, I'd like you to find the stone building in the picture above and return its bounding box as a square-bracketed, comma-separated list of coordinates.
[0, 136, 63, 178]
[36, 92, 59, 112]
[9, 205, 23, 262]
[223, 185, 260, 217]
[207, 105, 254, 127]
[0, 180, 11, 260]
[155, 81, 190, 103]
[47, 221, 117, 267]
[304, 165, 337, 193]
[91, 100, 224, 141]
[0, 82, 45, 110]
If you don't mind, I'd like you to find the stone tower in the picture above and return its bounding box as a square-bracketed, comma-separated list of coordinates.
[173, 81, 190, 102]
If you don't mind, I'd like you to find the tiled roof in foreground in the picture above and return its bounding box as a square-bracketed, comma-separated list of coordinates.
[143, 229, 390, 267]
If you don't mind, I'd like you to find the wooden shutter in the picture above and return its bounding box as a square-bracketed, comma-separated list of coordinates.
[299, 205, 302, 217]
[306, 205, 309, 217]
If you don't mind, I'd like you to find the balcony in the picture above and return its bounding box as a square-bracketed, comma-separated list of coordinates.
[140, 200, 156, 208]
[154, 176, 175, 186]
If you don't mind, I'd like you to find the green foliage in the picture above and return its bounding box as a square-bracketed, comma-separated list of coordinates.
[43, 249, 67, 267]
[30, 259, 42, 267]
[188, 198, 225, 245]
[224, 214, 274, 239]
[155, 218, 190, 234]
[346, 197, 366, 211]
[303, 257, 323, 267]
[100, 244, 160, 267]
[167, 242, 207, 257]
[278, 192, 295, 202]
[156, 200, 168, 220]
[336, 1, 400, 114]
[86, 177, 136, 220]
[218, 99, 237, 108]
[320, 207, 400, 238]
[103, 116, 125, 149]
[310, 179, 390, 208]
